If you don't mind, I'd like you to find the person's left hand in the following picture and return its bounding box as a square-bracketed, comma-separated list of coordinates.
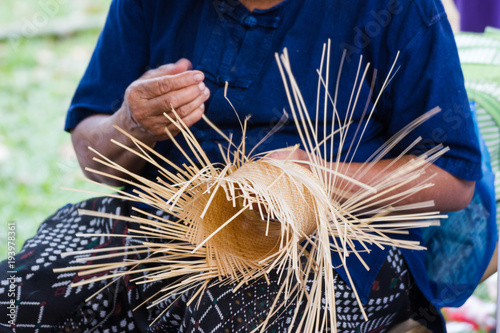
[266, 147, 313, 171]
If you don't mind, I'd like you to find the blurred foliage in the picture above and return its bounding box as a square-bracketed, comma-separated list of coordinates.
[0, 1, 107, 27]
[0, 0, 111, 258]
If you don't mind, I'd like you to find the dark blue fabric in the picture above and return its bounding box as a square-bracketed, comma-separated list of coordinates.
[65, 0, 483, 312]
[419, 102, 497, 309]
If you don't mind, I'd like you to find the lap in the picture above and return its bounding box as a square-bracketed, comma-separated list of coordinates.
[0, 197, 166, 333]
[0, 197, 439, 333]
[148, 248, 423, 333]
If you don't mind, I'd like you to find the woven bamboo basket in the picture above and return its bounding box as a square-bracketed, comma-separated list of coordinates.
[56, 41, 448, 332]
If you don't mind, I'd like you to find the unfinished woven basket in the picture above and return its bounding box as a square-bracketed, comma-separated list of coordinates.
[184, 160, 318, 266]
[57, 42, 448, 332]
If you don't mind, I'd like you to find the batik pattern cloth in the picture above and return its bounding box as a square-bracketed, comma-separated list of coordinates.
[0, 197, 437, 333]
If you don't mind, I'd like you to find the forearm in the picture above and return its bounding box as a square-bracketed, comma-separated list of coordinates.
[271, 149, 475, 213]
[333, 155, 475, 213]
[71, 108, 156, 187]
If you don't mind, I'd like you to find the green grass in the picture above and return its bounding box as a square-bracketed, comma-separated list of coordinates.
[0, 1, 107, 27]
[0, 1, 111, 258]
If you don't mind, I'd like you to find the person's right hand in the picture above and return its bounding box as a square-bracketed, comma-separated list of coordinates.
[118, 58, 210, 142]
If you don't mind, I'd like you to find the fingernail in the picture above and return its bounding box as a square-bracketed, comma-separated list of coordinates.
[193, 73, 204, 82]
[204, 88, 210, 96]
[200, 103, 205, 110]
[198, 82, 205, 91]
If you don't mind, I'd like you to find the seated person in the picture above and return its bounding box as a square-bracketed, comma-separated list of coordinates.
[0, 0, 482, 332]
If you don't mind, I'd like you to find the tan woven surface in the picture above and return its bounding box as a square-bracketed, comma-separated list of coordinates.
[182, 160, 318, 265]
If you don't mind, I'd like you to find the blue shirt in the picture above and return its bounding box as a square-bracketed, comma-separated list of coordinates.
[65, 0, 482, 319]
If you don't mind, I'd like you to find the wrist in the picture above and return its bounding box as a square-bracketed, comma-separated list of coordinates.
[112, 107, 157, 148]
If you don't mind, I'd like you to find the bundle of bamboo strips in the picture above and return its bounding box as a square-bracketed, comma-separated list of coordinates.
[56, 41, 447, 332]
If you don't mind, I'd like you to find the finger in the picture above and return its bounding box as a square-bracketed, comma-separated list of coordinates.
[148, 106, 205, 140]
[267, 149, 301, 161]
[167, 87, 210, 118]
[143, 104, 205, 141]
[165, 106, 205, 134]
[140, 58, 193, 80]
[137, 71, 205, 99]
[267, 149, 312, 171]
[145, 81, 209, 113]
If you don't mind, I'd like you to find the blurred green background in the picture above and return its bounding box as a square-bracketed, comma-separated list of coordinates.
[0, 0, 111, 258]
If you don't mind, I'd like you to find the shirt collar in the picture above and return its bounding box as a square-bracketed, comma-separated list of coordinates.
[216, 0, 286, 29]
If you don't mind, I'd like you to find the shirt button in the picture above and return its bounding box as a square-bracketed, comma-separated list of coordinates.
[243, 15, 257, 28]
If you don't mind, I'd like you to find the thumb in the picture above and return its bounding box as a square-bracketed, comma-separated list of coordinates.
[141, 58, 193, 79]
[267, 148, 308, 161]
[168, 58, 193, 74]
[266, 148, 312, 171]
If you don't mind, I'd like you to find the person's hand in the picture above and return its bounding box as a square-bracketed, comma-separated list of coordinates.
[118, 58, 210, 142]
[266, 147, 313, 171]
